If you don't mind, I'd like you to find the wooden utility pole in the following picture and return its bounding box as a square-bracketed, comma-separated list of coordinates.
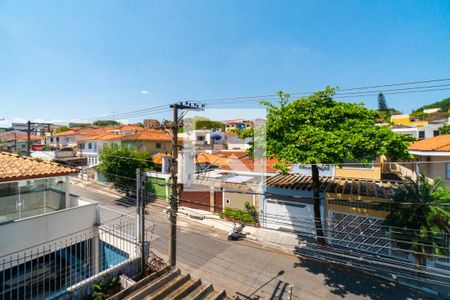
[136, 168, 147, 275]
[169, 104, 179, 267]
[27, 121, 31, 156]
[169, 102, 204, 267]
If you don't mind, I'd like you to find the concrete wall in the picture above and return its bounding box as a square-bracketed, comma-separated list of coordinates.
[417, 155, 450, 185]
[123, 140, 172, 155]
[0, 201, 98, 260]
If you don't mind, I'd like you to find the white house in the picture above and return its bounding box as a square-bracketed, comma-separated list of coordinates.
[0, 152, 142, 299]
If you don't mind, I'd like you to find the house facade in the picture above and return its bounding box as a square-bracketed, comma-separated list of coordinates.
[120, 130, 173, 155]
[0, 152, 142, 299]
[407, 134, 450, 185]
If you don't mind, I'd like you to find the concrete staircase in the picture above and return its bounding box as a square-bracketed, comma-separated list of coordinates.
[109, 267, 229, 300]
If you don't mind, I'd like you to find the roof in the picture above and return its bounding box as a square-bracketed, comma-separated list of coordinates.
[196, 153, 229, 166]
[222, 158, 280, 173]
[408, 135, 450, 152]
[152, 152, 171, 164]
[218, 150, 249, 159]
[0, 152, 79, 182]
[118, 124, 145, 131]
[76, 133, 122, 141]
[0, 133, 40, 141]
[266, 174, 402, 198]
[120, 130, 173, 142]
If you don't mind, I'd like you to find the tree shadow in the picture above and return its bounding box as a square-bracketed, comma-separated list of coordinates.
[235, 270, 293, 300]
[293, 243, 433, 300]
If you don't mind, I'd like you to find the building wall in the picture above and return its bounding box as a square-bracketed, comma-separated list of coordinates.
[335, 165, 382, 180]
[123, 140, 172, 155]
[416, 155, 450, 185]
[335, 157, 384, 180]
[223, 191, 254, 210]
[0, 201, 98, 258]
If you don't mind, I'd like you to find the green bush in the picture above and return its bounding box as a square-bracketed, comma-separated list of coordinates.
[220, 202, 258, 224]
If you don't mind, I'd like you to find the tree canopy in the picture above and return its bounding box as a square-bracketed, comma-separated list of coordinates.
[99, 146, 153, 191]
[55, 126, 69, 133]
[263, 88, 414, 243]
[412, 97, 450, 115]
[263, 88, 413, 165]
[377, 92, 388, 111]
[93, 120, 121, 126]
[383, 175, 450, 265]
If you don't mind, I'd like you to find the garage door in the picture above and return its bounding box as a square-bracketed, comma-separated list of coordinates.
[262, 196, 316, 236]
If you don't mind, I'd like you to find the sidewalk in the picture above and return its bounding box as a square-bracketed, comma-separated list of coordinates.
[177, 206, 301, 253]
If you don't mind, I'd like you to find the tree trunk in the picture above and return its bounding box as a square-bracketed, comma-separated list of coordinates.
[311, 164, 325, 244]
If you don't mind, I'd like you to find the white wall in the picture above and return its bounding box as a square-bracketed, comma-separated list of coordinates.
[0, 201, 98, 263]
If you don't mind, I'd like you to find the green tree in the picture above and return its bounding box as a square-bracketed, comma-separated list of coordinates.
[55, 126, 69, 133]
[383, 175, 450, 266]
[377, 92, 388, 111]
[263, 88, 413, 244]
[93, 120, 121, 126]
[99, 146, 153, 191]
[439, 124, 450, 135]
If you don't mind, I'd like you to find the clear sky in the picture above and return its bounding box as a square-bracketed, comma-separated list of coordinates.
[1, 0, 450, 126]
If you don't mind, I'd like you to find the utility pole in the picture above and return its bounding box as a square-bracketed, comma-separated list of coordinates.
[136, 168, 147, 276]
[26, 121, 53, 156]
[169, 101, 204, 267]
[27, 121, 31, 156]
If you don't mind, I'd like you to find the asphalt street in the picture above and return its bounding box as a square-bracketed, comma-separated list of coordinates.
[70, 182, 433, 300]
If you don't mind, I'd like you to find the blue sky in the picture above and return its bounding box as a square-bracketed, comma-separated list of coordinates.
[1, 0, 450, 125]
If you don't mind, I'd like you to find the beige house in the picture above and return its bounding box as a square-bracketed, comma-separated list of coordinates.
[408, 135, 450, 185]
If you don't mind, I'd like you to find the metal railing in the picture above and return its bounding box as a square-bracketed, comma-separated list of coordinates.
[0, 206, 144, 300]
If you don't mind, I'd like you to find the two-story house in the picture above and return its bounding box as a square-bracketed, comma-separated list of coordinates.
[0, 152, 143, 299]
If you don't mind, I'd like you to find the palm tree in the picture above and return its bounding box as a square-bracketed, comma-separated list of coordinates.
[383, 174, 450, 266]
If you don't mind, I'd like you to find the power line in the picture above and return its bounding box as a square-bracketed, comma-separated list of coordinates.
[77, 77, 450, 121]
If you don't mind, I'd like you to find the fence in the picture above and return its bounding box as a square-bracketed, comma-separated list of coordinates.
[0, 206, 144, 300]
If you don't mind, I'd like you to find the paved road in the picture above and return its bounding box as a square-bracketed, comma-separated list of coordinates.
[70, 182, 432, 300]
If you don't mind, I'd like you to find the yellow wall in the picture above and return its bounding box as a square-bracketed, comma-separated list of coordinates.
[335, 157, 384, 180]
[391, 116, 428, 128]
[325, 192, 390, 225]
[139, 141, 172, 155]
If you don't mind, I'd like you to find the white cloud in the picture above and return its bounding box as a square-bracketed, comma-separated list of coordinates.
[140, 90, 149, 95]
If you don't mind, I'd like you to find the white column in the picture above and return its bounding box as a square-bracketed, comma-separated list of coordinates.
[65, 176, 70, 208]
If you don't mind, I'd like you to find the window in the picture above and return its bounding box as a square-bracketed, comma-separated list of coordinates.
[56, 137, 59, 142]
[418, 131, 425, 139]
[50, 137, 54, 143]
[93, 143, 97, 151]
[446, 163, 450, 180]
[88, 143, 92, 149]
[225, 198, 230, 204]
[156, 142, 161, 149]
[197, 136, 205, 142]
[433, 130, 440, 137]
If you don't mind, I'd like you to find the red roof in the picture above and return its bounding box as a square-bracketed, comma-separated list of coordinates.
[0, 133, 40, 141]
[408, 135, 450, 152]
[222, 158, 280, 173]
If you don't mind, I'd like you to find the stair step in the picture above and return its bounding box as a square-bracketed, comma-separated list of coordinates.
[109, 266, 170, 300]
[189, 283, 214, 300]
[203, 288, 228, 300]
[145, 273, 191, 300]
[126, 268, 181, 300]
[165, 278, 202, 299]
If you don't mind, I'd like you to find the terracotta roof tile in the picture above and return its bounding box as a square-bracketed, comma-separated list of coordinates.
[120, 130, 173, 142]
[0, 152, 79, 182]
[0, 133, 40, 141]
[408, 135, 450, 152]
[222, 158, 280, 173]
[266, 173, 402, 198]
[76, 133, 122, 141]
